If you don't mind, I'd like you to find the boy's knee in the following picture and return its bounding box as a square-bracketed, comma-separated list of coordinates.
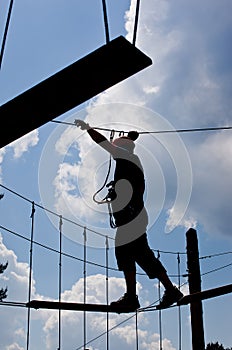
[147, 258, 167, 279]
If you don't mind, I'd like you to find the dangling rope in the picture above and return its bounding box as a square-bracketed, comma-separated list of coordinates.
[92, 130, 115, 204]
[105, 236, 109, 350]
[92, 130, 119, 228]
[0, 0, 14, 69]
[101, 0, 110, 44]
[135, 311, 139, 350]
[177, 253, 182, 350]
[92, 156, 112, 204]
[132, 0, 141, 45]
[26, 201, 35, 350]
[83, 227, 87, 350]
[157, 250, 163, 350]
[58, 215, 63, 350]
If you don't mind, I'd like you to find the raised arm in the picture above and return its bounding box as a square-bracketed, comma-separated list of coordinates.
[74, 119, 116, 156]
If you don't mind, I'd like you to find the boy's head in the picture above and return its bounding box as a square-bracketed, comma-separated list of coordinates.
[112, 131, 139, 153]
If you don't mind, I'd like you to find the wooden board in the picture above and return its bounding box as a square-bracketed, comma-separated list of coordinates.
[27, 300, 139, 313]
[0, 36, 152, 148]
[177, 284, 232, 306]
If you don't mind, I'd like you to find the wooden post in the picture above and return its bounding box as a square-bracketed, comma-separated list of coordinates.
[186, 228, 205, 350]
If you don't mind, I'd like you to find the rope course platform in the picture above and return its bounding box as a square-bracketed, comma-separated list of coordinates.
[0, 36, 152, 148]
[27, 300, 138, 314]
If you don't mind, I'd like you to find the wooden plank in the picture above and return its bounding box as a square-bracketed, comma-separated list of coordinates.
[0, 36, 152, 148]
[177, 284, 232, 305]
[27, 300, 138, 313]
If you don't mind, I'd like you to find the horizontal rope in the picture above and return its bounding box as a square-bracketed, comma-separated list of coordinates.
[0, 224, 185, 278]
[0, 183, 113, 240]
[0, 301, 27, 308]
[51, 119, 232, 135]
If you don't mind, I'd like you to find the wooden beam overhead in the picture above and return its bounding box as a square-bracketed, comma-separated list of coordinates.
[0, 36, 152, 148]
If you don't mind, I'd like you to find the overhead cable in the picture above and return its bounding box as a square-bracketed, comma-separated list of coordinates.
[51, 120, 232, 135]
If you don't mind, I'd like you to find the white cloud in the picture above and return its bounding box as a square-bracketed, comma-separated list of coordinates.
[0, 226, 192, 350]
[9, 129, 39, 159]
[41, 273, 146, 349]
[143, 85, 160, 95]
[86, 0, 232, 240]
[187, 132, 232, 238]
[0, 234, 31, 349]
[41, 273, 179, 350]
[125, 0, 170, 44]
[36, 0, 232, 243]
[53, 159, 102, 221]
[113, 323, 144, 345]
[0, 130, 39, 183]
[42, 274, 128, 349]
[0, 234, 53, 349]
[0, 148, 6, 164]
[123, 0, 232, 128]
[38, 102, 192, 246]
[140, 334, 176, 350]
[55, 125, 80, 156]
[0, 236, 181, 349]
[0, 235, 32, 301]
[5, 343, 24, 350]
[1, 0, 232, 349]
[0, 148, 6, 183]
[111, 322, 176, 350]
[166, 206, 197, 232]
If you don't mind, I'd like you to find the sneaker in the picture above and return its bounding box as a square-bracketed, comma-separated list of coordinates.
[156, 286, 183, 310]
[110, 293, 140, 312]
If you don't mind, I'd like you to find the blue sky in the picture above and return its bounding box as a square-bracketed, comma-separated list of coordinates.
[0, 0, 232, 349]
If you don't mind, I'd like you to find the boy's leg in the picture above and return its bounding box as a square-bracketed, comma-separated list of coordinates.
[156, 269, 183, 309]
[110, 231, 140, 310]
[133, 234, 183, 308]
[159, 269, 175, 290]
[124, 270, 137, 296]
[110, 269, 140, 310]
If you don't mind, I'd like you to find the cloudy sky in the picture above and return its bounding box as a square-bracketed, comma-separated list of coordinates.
[0, 0, 232, 349]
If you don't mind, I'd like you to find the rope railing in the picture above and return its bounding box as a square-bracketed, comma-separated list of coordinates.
[1, 182, 232, 350]
[0, 183, 113, 240]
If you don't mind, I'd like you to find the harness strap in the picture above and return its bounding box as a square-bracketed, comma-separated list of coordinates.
[107, 202, 117, 228]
